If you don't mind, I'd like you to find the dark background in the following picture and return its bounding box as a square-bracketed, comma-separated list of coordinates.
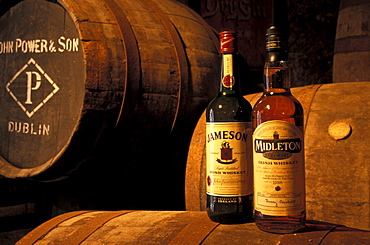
[186, 0, 340, 91]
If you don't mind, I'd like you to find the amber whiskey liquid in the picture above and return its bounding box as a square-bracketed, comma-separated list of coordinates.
[252, 26, 306, 233]
[206, 31, 253, 224]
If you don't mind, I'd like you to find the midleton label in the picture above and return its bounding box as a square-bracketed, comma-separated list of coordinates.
[206, 122, 253, 197]
[253, 120, 305, 216]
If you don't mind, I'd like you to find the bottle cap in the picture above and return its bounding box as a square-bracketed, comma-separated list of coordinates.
[266, 26, 287, 52]
[219, 31, 237, 54]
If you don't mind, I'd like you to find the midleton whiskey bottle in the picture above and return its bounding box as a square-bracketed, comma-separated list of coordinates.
[206, 31, 253, 224]
[252, 26, 306, 233]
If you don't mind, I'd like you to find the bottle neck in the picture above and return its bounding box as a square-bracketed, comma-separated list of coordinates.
[219, 52, 241, 95]
[264, 51, 290, 94]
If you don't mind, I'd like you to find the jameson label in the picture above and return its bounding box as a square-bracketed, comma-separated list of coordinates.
[253, 120, 305, 216]
[222, 54, 235, 88]
[206, 122, 253, 197]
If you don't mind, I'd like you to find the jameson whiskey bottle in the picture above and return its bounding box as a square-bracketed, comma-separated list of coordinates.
[206, 31, 253, 224]
[252, 26, 306, 233]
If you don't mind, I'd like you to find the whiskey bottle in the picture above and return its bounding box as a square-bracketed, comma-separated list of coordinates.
[252, 26, 306, 233]
[206, 31, 253, 224]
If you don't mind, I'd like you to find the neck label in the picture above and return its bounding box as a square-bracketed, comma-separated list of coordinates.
[222, 54, 235, 88]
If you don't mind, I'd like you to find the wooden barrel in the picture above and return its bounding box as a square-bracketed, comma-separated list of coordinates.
[16, 210, 370, 244]
[333, 0, 370, 83]
[186, 82, 370, 231]
[0, 0, 219, 180]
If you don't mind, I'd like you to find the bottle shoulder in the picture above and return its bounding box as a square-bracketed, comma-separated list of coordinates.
[253, 93, 303, 110]
[252, 93, 304, 127]
[206, 94, 252, 122]
[209, 93, 251, 106]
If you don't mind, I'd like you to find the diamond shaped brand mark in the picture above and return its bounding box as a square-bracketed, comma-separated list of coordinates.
[6, 58, 59, 118]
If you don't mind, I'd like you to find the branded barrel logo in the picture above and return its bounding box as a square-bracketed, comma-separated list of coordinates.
[6, 58, 59, 118]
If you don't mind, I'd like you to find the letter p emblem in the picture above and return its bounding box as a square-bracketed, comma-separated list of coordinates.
[25, 71, 42, 104]
[6, 58, 59, 118]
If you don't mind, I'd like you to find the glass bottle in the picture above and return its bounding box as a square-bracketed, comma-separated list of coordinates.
[252, 26, 306, 233]
[206, 31, 253, 224]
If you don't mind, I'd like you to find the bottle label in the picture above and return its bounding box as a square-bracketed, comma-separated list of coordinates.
[206, 122, 253, 197]
[222, 54, 235, 88]
[253, 120, 305, 216]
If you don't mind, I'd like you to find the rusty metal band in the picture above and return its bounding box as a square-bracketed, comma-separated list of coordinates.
[334, 36, 370, 54]
[144, 0, 189, 132]
[57, 210, 133, 245]
[103, 0, 141, 128]
[16, 210, 89, 245]
[168, 212, 219, 245]
[300, 84, 322, 136]
[339, 0, 370, 9]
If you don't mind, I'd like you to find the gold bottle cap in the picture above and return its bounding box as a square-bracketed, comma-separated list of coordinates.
[266, 26, 287, 51]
